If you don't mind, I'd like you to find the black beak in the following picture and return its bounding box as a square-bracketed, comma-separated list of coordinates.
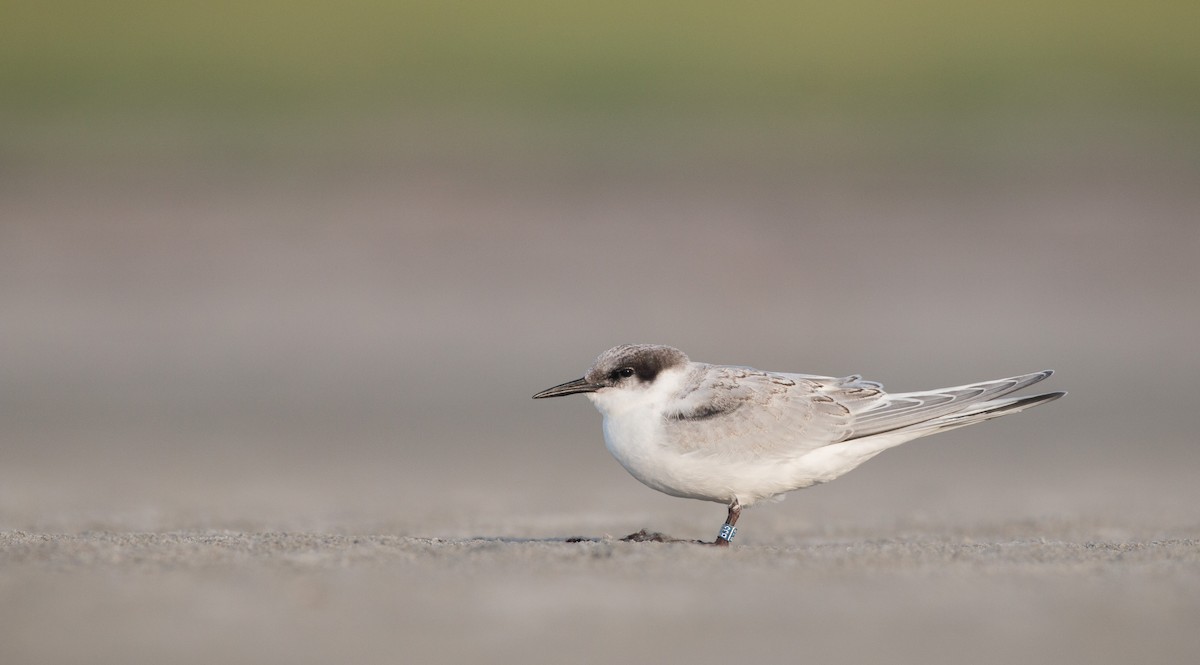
[532, 377, 604, 399]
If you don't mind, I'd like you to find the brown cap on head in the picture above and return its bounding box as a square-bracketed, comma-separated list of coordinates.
[585, 344, 689, 385]
[533, 344, 689, 399]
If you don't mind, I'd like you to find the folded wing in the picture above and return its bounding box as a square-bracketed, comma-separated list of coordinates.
[662, 365, 1059, 460]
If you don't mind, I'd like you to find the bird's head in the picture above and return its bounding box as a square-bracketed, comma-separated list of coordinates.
[532, 344, 690, 400]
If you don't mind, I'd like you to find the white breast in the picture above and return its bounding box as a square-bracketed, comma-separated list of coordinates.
[586, 368, 736, 502]
[585, 369, 675, 484]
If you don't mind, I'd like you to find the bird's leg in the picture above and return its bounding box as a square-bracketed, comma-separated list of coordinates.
[713, 498, 742, 546]
[620, 498, 743, 546]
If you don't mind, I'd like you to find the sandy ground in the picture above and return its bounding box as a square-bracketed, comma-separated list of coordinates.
[2, 150, 1199, 664]
[3, 523, 1199, 665]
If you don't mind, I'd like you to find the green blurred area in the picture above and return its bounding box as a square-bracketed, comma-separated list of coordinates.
[2, 1, 1197, 159]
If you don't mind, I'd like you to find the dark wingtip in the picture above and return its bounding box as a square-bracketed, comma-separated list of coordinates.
[1009, 390, 1067, 411]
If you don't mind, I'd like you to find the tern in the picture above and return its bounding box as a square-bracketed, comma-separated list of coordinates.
[533, 344, 1064, 546]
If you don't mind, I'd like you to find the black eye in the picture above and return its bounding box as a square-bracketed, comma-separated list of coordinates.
[617, 367, 635, 379]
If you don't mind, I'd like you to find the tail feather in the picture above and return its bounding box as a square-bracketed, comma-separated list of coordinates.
[911, 390, 1067, 435]
[847, 370, 1056, 440]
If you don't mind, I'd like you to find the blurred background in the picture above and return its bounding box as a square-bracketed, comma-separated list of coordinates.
[2, 1, 1198, 535]
[4, 3, 1200, 664]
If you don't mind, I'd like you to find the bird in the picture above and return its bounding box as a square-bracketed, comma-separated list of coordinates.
[532, 344, 1064, 546]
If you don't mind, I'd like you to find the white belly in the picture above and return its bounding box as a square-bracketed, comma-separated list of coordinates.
[600, 409, 819, 505]
[587, 368, 847, 505]
[601, 411, 710, 500]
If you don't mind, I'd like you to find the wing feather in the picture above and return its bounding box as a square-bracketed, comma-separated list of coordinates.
[663, 366, 859, 459]
[844, 371, 1054, 440]
[661, 366, 1055, 459]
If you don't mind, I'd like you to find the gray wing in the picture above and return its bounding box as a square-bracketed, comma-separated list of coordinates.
[662, 365, 882, 459]
[663, 365, 1054, 459]
[845, 370, 1054, 439]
